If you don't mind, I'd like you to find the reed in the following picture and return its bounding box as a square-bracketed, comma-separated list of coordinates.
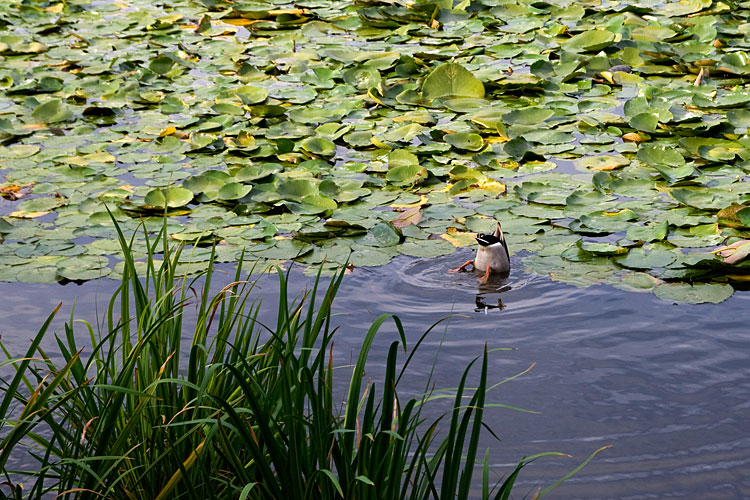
[0, 219, 606, 499]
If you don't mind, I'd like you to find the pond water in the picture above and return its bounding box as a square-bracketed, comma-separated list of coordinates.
[2, 253, 749, 499]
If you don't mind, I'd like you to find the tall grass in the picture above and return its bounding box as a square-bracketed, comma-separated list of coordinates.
[0, 220, 606, 499]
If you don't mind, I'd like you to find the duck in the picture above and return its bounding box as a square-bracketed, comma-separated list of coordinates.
[450, 222, 510, 284]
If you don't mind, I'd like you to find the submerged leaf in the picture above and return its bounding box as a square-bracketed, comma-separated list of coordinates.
[654, 282, 733, 304]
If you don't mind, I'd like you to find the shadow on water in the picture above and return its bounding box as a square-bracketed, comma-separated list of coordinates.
[1, 257, 750, 499]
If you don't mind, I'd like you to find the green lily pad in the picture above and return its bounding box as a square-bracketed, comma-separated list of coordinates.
[654, 282, 734, 304]
[422, 63, 485, 100]
[626, 221, 669, 242]
[562, 29, 615, 52]
[16, 197, 64, 213]
[218, 182, 252, 201]
[637, 145, 685, 167]
[386, 164, 427, 186]
[144, 187, 194, 209]
[445, 132, 484, 151]
[628, 112, 660, 133]
[149, 55, 176, 75]
[388, 149, 419, 167]
[575, 155, 630, 171]
[235, 86, 269, 105]
[615, 246, 678, 269]
[579, 241, 627, 255]
[503, 107, 554, 126]
[399, 239, 456, 258]
[301, 137, 336, 157]
[366, 222, 402, 247]
[32, 99, 71, 123]
[343, 66, 381, 89]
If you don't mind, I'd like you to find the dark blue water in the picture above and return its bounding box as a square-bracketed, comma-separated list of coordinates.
[1, 253, 749, 499]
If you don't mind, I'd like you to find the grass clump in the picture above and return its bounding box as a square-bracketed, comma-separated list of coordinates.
[0, 221, 605, 499]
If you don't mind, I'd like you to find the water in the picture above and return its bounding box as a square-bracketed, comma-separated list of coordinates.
[1, 254, 749, 499]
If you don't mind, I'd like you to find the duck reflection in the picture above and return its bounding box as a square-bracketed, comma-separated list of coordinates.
[474, 273, 511, 313]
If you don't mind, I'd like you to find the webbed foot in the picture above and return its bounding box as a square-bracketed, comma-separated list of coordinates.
[450, 260, 474, 273]
[478, 265, 491, 284]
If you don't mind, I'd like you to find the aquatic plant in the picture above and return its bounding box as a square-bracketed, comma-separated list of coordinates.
[0, 220, 606, 499]
[2, 0, 750, 303]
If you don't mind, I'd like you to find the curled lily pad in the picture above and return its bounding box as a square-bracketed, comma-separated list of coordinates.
[149, 55, 176, 75]
[343, 66, 381, 89]
[144, 187, 194, 209]
[715, 240, 750, 264]
[386, 164, 427, 186]
[562, 29, 616, 52]
[235, 86, 269, 105]
[301, 137, 336, 157]
[366, 222, 402, 247]
[422, 63, 485, 100]
[277, 178, 318, 201]
[445, 132, 484, 151]
[218, 182, 252, 201]
[32, 99, 71, 123]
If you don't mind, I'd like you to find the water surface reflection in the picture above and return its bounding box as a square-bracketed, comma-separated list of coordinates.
[1, 256, 749, 499]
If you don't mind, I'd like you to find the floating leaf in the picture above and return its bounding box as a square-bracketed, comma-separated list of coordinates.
[343, 66, 381, 89]
[626, 221, 669, 242]
[503, 107, 554, 126]
[399, 239, 455, 258]
[654, 282, 734, 304]
[388, 149, 419, 167]
[562, 29, 615, 52]
[277, 178, 318, 201]
[445, 132, 483, 151]
[149, 55, 176, 75]
[386, 165, 427, 186]
[32, 99, 71, 123]
[422, 63, 485, 100]
[144, 187, 194, 209]
[628, 112, 659, 133]
[235, 86, 269, 105]
[301, 137, 336, 157]
[218, 182, 252, 201]
[715, 240, 750, 264]
[575, 155, 630, 171]
[615, 246, 677, 269]
[637, 145, 685, 167]
[367, 222, 402, 247]
[392, 207, 421, 228]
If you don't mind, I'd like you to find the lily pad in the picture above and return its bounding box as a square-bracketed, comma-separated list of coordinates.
[301, 137, 336, 157]
[235, 86, 269, 105]
[399, 239, 455, 258]
[386, 164, 427, 186]
[445, 132, 484, 151]
[422, 63, 485, 100]
[654, 282, 734, 304]
[637, 145, 685, 167]
[144, 187, 194, 209]
[562, 30, 616, 52]
[218, 182, 252, 201]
